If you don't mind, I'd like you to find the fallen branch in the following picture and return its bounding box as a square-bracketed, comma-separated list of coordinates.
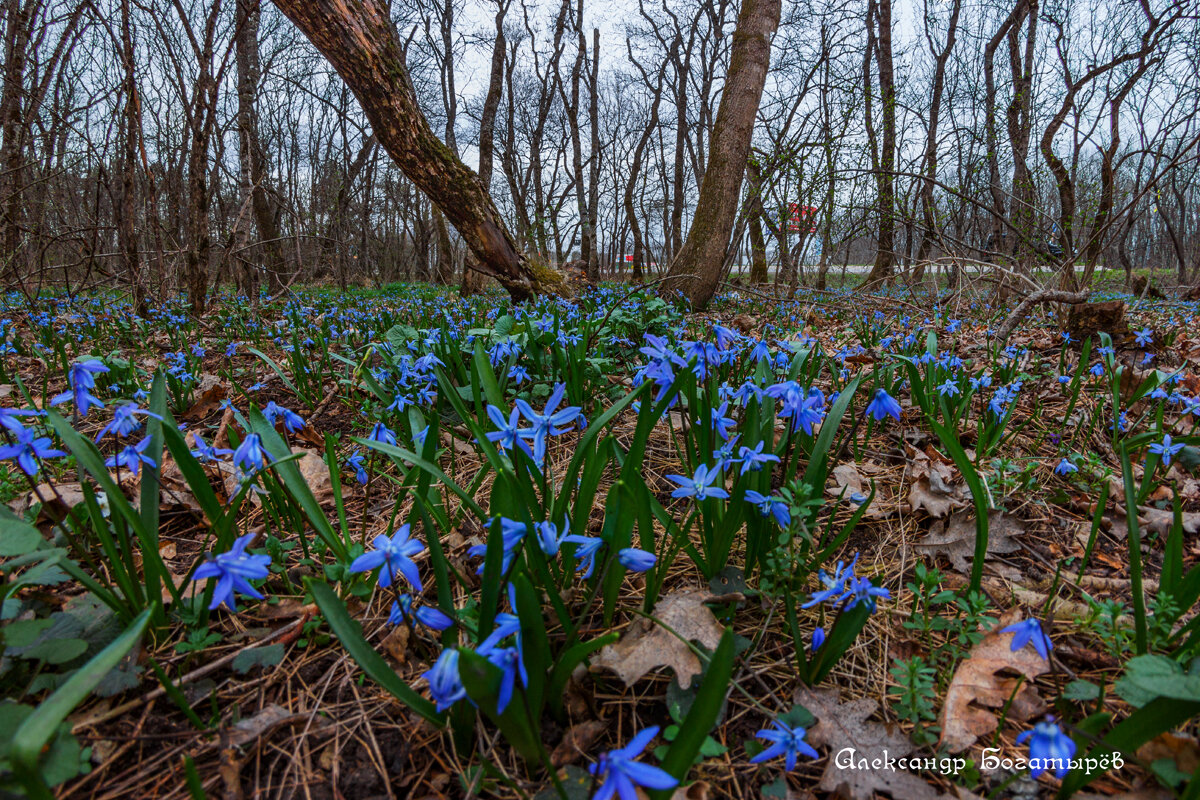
[994, 289, 1090, 344]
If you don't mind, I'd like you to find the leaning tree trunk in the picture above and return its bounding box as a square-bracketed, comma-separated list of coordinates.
[270, 0, 566, 301]
[660, 0, 781, 310]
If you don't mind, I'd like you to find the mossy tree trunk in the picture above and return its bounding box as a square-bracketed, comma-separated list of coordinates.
[270, 0, 566, 301]
[660, 0, 781, 309]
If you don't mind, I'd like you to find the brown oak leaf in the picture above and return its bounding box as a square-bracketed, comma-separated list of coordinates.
[591, 589, 723, 688]
[938, 612, 1049, 753]
[914, 510, 1023, 574]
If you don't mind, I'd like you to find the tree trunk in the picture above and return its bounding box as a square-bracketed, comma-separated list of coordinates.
[462, 0, 509, 296]
[236, 0, 285, 297]
[661, 0, 780, 309]
[746, 159, 768, 284]
[269, 0, 566, 301]
[862, 0, 896, 287]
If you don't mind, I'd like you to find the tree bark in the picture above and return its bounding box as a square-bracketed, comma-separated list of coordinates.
[862, 0, 896, 287]
[235, 0, 285, 295]
[270, 0, 566, 301]
[661, 0, 780, 309]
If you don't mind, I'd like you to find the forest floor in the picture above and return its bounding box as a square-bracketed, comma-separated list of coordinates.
[1, 280, 1198, 799]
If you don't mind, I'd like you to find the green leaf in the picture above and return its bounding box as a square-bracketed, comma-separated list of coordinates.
[3, 618, 53, 648]
[652, 628, 736, 798]
[231, 643, 286, 675]
[1063, 680, 1102, 702]
[307, 580, 441, 726]
[24, 637, 88, 665]
[0, 507, 42, 557]
[10, 608, 151, 799]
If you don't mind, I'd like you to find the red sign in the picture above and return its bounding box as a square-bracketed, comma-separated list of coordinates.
[787, 204, 818, 233]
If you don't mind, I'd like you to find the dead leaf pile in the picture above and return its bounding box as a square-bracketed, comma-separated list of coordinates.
[906, 445, 964, 518]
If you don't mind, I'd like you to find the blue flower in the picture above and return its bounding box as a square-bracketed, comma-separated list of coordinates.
[95, 403, 161, 441]
[1054, 458, 1077, 476]
[192, 533, 272, 610]
[368, 422, 397, 446]
[1017, 717, 1076, 778]
[105, 437, 156, 477]
[666, 463, 729, 501]
[749, 719, 819, 770]
[810, 628, 826, 651]
[51, 359, 109, 417]
[842, 576, 891, 613]
[866, 389, 901, 422]
[466, 517, 527, 575]
[390, 596, 455, 631]
[349, 524, 425, 590]
[589, 727, 678, 800]
[0, 408, 41, 434]
[483, 404, 534, 459]
[937, 379, 960, 397]
[264, 401, 306, 433]
[1001, 617, 1053, 660]
[484, 645, 528, 713]
[737, 441, 780, 474]
[707, 401, 737, 441]
[0, 425, 66, 476]
[1148, 434, 1184, 466]
[1134, 328, 1153, 347]
[514, 383, 582, 465]
[232, 432, 270, 472]
[563, 534, 604, 578]
[745, 490, 791, 527]
[534, 517, 569, 556]
[423, 648, 467, 712]
[618, 547, 656, 572]
[346, 450, 368, 484]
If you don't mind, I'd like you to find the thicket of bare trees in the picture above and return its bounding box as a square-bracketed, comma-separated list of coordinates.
[2, 0, 1199, 309]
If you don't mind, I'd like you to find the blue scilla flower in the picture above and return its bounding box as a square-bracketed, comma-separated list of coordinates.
[666, 463, 729, 501]
[349, 524, 425, 590]
[346, 450, 368, 484]
[423, 648, 467, 712]
[842, 575, 891, 613]
[1001, 617, 1053, 660]
[368, 422, 397, 446]
[749, 719, 819, 770]
[390, 596, 454, 631]
[192, 532, 272, 610]
[95, 403, 162, 442]
[0, 425, 66, 476]
[514, 383, 582, 465]
[483, 645, 527, 714]
[1017, 717, 1076, 778]
[563, 533, 604, 578]
[866, 389, 901, 422]
[1054, 458, 1077, 476]
[232, 432, 270, 472]
[467, 517, 527, 574]
[1134, 328, 1153, 347]
[589, 727, 678, 800]
[264, 401, 306, 433]
[51, 359, 109, 417]
[1148, 434, 1184, 466]
[534, 516, 569, 556]
[737, 440, 780, 474]
[105, 437, 156, 477]
[745, 490, 791, 527]
[484, 404, 534, 458]
[618, 547, 656, 572]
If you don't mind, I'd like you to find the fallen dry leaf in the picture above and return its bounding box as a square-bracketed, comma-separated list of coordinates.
[938, 612, 1049, 753]
[797, 686, 946, 800]
[914, 510, 1023, 574]
[905, 446, 963, 518]
[1138, 506, 1200, 537]
[592, 589, 723, 688]
[550, 719, 607, 767]
[184, 373, 227, 419]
